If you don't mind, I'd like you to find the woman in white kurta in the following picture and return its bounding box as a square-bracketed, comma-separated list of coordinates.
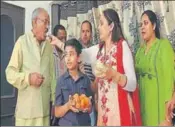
[91, 9, 140, 126]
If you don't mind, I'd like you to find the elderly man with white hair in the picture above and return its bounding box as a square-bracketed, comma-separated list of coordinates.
[5, 7, 56, 126]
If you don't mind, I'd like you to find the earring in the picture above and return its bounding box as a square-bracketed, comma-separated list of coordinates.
[153, 24, 156, 30]
[153, 27, 155, 30]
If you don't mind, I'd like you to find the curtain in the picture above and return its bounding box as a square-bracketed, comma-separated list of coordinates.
[59, 1, 175, 54]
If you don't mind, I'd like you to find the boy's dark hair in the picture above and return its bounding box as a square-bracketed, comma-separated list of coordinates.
[64, 38, 83, 56]
[52, 24, 66, 36]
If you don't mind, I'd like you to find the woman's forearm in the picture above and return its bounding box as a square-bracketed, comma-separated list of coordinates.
[56, 40, 65, 52]
[91, 78, 98, 93]
[112, 72, 127, 88]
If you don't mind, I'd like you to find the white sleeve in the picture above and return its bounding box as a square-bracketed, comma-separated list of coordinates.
[122, 41, 137, 92]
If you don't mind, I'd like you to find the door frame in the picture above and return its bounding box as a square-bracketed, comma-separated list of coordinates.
[1, 2, 25, 126]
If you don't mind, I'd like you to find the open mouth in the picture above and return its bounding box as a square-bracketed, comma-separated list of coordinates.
[44, 29, 48, 36]
[141, 31, 146, 36]
[66, 62, 72, 66]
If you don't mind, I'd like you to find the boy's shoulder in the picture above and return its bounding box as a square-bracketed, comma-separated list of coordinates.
[57, 71, 69, 84]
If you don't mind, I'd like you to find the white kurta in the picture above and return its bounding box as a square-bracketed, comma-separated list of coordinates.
[80, 41, 136, 92]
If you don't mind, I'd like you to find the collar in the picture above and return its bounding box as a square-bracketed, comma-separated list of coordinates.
[143, 38, 159, 48]
[29, 30, 35, 38]
[64, 70, 84, 80]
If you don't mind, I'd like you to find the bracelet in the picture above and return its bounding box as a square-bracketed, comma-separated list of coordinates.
[118, 74, 127, 88]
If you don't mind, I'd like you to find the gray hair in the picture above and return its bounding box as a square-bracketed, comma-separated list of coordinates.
[31, 8, 46, 22]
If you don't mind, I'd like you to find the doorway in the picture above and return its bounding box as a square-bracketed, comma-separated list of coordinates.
[1, 2, 25, 126]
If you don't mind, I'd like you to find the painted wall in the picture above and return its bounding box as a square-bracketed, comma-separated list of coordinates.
[3, 1, 53, 33]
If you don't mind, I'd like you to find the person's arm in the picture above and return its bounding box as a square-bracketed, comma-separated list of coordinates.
[112, 41, 137, 91]
[50, 35, 65, 52]
[158, 39, 174, 103]
[91, 78, 98, 93]
[54, 78, 68, 117]
[55, 97, 78, 117]
[158, 39, 175, 123]
[54, 78, 78, 117]
[55, 102, 70, 118]
[86, 77, 93, 113]
[50, 49, 56, 105]
[5, 37, 30, 90]
[157, 39, 175, 123]
[94, 93, 98, 112]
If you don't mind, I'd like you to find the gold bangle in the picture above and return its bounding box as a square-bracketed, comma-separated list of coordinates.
[119, 74, 123, 81]
[120, 74, 127, 88]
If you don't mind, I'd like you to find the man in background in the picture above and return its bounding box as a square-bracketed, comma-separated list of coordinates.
[50, 24, 67, 126]
[79, 20, 96, 83]
[52, 24, 67, 81]
[79, 20, 97, 126]
[79, 20, 93, 48]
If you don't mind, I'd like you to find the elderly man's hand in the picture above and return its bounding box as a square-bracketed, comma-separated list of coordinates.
[29, 72, 44, 88]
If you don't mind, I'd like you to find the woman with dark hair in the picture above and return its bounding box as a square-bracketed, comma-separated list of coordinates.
[135, 10, 175, 125]
[92, 9, 141, 126]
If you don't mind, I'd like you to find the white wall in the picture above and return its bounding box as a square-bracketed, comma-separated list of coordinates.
[4, 1, 52, 33]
